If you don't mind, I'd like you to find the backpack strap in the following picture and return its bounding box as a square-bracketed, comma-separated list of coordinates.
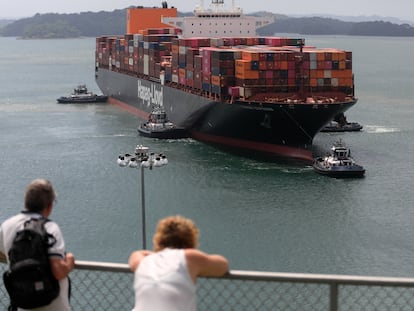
[24, 217, 57, 248]
[7, 304, 17, 311]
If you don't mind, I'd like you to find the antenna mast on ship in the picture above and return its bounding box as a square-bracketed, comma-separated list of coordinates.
[211, 0, 224, 8]
[209, 0, 238, 12]
[194, 0, 242, 16]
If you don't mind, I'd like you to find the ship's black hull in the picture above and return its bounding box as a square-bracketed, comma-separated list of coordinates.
[95, 68, 356, 163]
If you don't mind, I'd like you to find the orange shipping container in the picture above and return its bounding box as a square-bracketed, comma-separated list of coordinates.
[279, 61, 288, 70]
[235, 59, 252, 71]
[309, 70, 325, 79]
[242, 51, 260, 61]
[342, 70, 353, 79]
[179, 68, 186, 78]
[235, 68, 259, 80]
[316, 51, 325, 61]
[259, 61, 267, 70]
[339, 78, 353, 87]
[211, 75, 222, 86]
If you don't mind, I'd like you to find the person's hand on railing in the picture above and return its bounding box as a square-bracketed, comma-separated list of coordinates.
[0, 251, 6, 263]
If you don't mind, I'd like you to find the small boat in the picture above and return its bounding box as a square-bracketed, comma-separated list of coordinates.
[137, 107, 188, 139]
[57, 85, 108, 103]
[320, 121, 363, 132]
[320, 113, 362, 132]
[313, 141, 365, 178]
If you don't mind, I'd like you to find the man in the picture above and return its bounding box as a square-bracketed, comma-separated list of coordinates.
[0, 179, 75, 310]
[129, 215, 229, 311]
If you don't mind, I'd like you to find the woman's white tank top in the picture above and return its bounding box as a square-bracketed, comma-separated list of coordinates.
[132, 248, 196, 311]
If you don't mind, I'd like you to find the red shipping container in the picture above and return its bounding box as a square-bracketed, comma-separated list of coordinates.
[228, 86, 240, 97]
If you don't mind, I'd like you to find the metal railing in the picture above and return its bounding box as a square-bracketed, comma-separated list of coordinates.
[1, 260, 414, 310]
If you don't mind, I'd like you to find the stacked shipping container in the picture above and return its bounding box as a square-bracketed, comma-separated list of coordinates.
[96, 30, 353, 99]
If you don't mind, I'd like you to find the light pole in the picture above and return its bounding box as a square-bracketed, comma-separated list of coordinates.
[117, 145, 168, 249]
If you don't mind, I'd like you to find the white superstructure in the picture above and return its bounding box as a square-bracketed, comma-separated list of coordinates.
[162, 0, 273, 38]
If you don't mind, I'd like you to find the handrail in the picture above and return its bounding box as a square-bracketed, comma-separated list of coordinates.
[74, 260, 129, 273]
[73, 260, 414, 287]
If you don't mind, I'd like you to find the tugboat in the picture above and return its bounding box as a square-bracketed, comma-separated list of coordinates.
[137, 106, 188, 139]
[320, 113, 363, 132]
[320, 120, 363, 132]
[313, 141, 365, 178]
[57, 85, 108, 103]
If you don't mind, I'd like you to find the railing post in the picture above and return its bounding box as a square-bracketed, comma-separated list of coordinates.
[140, 165, 146, 249]
[329, 282, 338, 311]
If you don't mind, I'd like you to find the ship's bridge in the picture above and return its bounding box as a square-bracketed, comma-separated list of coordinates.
[162, 0, 273, 38]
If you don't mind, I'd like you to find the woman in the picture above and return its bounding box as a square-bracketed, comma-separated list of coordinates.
[129, 215, 229, 311]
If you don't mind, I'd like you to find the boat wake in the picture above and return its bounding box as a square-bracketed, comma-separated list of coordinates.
[113, 134, 130, 137]
[364, 125, 400, 134]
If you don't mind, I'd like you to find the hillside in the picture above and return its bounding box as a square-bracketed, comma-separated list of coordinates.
[0, 19, 14, 28]
[1, 9, 414, 38]
[0, 10, 126, 38]
[259, 16, 414, 36]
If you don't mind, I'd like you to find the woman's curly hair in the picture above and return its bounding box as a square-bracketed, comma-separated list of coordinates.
[153, 215, 199, 251]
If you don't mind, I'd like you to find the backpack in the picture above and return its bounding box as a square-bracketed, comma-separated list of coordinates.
[3, 217, 60, 309]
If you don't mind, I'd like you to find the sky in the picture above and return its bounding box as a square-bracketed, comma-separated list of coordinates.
[1, 0, 414, 22]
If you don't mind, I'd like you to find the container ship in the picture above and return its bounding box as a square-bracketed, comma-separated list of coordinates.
[95, 0, 357, 163]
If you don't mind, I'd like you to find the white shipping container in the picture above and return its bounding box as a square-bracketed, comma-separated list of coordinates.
[143, 55, 149, 75]
[133, 34, 143, 41]
[179, 46, 187, 55]
[172, 74, 179, 83]
[239, 87, 252, 98]
[324, 70, 331, 78]
[210, 38, 223, 46]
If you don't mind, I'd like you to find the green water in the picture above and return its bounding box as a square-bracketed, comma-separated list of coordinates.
[0, 36, 413, 277]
